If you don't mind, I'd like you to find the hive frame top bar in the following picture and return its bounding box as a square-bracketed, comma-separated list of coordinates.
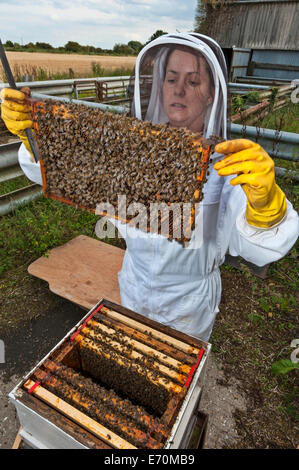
[102, 298, 208, 350]
[10, 297, 208, 398]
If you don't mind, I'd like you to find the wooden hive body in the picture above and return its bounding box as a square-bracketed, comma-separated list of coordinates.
[10, 299, 209, 449]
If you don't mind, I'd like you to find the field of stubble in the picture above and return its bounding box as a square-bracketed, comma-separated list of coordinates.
[2, 51, 136, 79]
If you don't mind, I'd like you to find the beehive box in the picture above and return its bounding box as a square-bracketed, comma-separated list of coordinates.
[9, 299, 210, 449]
[32, 99, 221, 244]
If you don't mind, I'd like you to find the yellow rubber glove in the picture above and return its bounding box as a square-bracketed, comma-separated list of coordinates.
[0, 87, 35, 160]
[214, 139, 287, 228]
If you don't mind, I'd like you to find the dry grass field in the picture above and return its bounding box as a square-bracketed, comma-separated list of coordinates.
[2, 51, 136, 80]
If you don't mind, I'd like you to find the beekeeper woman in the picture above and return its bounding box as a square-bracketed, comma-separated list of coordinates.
[1, 33, 298, 341]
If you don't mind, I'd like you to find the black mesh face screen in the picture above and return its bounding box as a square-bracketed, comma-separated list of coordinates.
[129, 45, 162, 120]
[128, 36, 229, 139]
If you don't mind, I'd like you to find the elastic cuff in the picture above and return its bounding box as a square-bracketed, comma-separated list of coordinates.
[245, 211, 287, 231]
[245, 185, 287, 228]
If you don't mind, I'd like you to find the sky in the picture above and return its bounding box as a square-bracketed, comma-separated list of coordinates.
[0, 0, 198, 49]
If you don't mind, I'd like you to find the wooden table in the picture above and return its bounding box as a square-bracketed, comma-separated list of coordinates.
[28, 235, 125, 309]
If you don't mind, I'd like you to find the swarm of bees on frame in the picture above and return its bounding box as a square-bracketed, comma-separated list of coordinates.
[32, 99, 221, 244]
[42, 361, 165, 448]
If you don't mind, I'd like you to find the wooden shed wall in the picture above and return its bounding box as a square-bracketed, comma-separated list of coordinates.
[204, 1, 299, 50]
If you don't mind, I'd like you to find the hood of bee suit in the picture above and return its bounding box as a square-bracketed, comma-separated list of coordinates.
[129, 33, 229, 140]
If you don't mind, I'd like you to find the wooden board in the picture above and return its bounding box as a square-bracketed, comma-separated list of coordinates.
[12, 427, 22, 449]
[28, 235, 124, 309]
[101, 306, 201, 356]
[23, 379, 136, 449]
[18, 391, 113, 449]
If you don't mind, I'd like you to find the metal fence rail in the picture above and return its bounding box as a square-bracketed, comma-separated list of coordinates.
[0, 76, 132, 100]
[230, 123, 299, 162]
[0, 76, 278, 102]
[0, 184, 42, 216]
[0, 141, 20, 169]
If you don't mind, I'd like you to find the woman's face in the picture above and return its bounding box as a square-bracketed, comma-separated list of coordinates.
[162, 49, 213, 133]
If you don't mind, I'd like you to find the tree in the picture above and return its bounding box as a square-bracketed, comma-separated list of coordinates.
[194, 1, 230, 34]
[5, 40, 14, 48]
[127, 41, 143, 53]
[64, 41, 82, 53]
[146, 30, 168, 44]
[35, 42, 54, 50]
[113, 43, 134, 55]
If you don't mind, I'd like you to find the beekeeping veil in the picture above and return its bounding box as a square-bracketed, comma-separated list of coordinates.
[129, 33, 228, 139]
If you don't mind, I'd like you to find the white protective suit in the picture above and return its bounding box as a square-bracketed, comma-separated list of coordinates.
[18, 33, 299, 341]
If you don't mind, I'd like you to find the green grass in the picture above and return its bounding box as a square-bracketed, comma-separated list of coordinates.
[232, 101, 299, 134]
[212, 172, 299, 443]
[259, 103, 299, 134]
[274, 157, 299, 172]
[214, 246, 299, 435]
[0, 196, 99, 276]
[0, 175, 32, 196]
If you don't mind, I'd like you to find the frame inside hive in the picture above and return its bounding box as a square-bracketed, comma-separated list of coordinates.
[20, 299, 206, 449]
[31, 99, 220, 244]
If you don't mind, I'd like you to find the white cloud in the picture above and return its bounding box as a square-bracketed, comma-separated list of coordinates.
[0, 0, 197, 48]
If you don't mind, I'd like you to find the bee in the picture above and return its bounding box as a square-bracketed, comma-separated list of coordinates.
[36, 98, 214, 244]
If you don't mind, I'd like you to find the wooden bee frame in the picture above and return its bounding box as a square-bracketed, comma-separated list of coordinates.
[10, 299, 210, 449]
[31, 99, 220, 244]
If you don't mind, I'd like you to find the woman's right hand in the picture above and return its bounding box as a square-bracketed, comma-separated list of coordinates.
[0, 87, 35, 159]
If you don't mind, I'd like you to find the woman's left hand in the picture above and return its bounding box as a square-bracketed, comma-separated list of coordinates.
[214, 139, 287, 228]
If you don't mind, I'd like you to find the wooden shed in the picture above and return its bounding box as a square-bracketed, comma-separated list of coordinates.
[196, 0, 299, 80]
